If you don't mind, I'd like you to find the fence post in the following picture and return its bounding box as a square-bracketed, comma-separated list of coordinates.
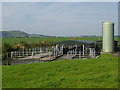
[85, 48, 87, 54]
[49, 52, 51, 60]
[11, 52, 13, 58]
[93, 49, 96, 58]
[35, 48, 36, 53]
[40, 47, 42, 53]
[62, 45, 64, 54]
[67, 51, 69, 58]
[26, 51, 28, 56]
[71, 51, 72, 59]
[72, 50, 74, 55]
[23, 50, 24, 56]
[32, 52, 34, 60]
[91, 49, 94, 58]
[75, 49, 77, 55]
[89, 48, 91, 57]
[54, 47, 56, 57]
[83, 44, 84, 56]
[56, 45, 58, 56]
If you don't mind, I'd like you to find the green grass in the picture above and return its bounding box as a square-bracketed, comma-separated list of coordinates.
[2, 37, 72, 44]
[2, 37, 119, 45]
[2, 54, 118, 88]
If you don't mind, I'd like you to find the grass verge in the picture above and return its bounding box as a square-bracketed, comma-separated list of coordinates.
[2, 54, 118, 88]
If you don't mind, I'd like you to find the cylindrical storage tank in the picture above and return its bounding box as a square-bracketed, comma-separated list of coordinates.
[102, 22, 114, 52]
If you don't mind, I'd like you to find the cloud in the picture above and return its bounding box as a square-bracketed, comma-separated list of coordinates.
[2, 2, 118, 36]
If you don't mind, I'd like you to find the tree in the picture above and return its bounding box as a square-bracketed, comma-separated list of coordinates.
[2, 43, 13, 59]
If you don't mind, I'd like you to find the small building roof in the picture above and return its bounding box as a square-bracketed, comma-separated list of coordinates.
[53, 40, 96, 45]
[74, 40, 96, 44]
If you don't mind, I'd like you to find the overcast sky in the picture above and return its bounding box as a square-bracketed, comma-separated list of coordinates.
[2, 2, 118, 36]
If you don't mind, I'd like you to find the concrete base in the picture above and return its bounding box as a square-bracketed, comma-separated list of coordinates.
[100, 52, 114, 54]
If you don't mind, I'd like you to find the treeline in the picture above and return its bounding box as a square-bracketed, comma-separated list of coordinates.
[2, 41, 52, 60]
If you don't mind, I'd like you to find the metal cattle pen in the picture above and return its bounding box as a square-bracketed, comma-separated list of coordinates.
[3, 43, 99, 65]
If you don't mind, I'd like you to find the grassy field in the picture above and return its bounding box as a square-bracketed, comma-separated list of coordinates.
[2, 37, 73, 44]
[2, 54, 118, 88]
[2, 37, 118, 45]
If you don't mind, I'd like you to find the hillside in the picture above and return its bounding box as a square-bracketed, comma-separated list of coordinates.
[0, 30, 52, 38]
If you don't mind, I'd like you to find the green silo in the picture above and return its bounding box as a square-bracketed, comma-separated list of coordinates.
[102, 22, 114, 52]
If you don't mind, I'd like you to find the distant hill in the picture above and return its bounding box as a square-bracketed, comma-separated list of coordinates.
[0, 30, 54, 38]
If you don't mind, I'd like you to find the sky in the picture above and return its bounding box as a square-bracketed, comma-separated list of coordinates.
[1, 0, 120, 2]
[2, 2, 118, 36]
